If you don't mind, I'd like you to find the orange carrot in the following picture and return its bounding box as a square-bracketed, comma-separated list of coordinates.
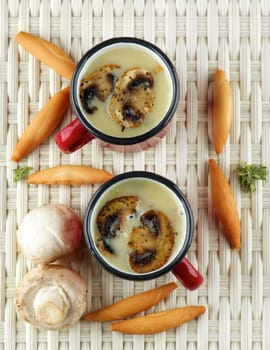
[110, 306, 206, 334]
[213, 69, 233, 155]
[27, 165, 113, 185]
[16, 31, 76, 79]
[84, 282, 178, 322]
[209, 159, 241, 249]
[11, 86, 70, 162]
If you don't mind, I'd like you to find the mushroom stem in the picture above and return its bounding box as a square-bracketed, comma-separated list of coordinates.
[34, 286, 70, 326]
[15, 264, 87, 330]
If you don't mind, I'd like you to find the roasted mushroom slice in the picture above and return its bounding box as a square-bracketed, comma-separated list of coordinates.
[95, 196, 138, 255]
[96, 196, 138, 237]
[96, 237, 115, 256]
[129, 250, 157, 268]
[109, 68, 155, 128]
[128, 226, 158, 252]
[128, 210, 175, 273]
[15, 264, 86, 330]
[80, 64, 120, 114]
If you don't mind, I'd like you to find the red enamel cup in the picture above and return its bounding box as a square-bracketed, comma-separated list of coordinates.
[55, 37, 179, 153]
[84, 171, 203, 290]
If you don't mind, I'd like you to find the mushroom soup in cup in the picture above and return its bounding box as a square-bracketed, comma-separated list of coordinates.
[55, 37, 179, 153]
[84, 172, 203, 290]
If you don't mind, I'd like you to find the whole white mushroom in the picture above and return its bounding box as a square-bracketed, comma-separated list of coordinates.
[17, 204, 83, 264]
[15, 264, 86, 330]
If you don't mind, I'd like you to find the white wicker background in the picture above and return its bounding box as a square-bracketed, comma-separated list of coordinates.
[1, 0, 270, 349]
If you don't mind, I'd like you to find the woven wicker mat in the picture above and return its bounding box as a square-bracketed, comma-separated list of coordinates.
[1, 0, 270, 349]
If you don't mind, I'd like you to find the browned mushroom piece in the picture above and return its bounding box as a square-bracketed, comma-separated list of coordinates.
[109, 68, 155, 128]
[15, 264, 86, 330]
[96, 237, 115, 256]
[96, 196, 138, 255]
[80, 64, 120, 114]
[128, 210, 175, 273]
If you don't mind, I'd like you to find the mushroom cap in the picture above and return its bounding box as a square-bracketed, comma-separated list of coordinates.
[17, 204, 83, 264]
[15, 264, 87, 330]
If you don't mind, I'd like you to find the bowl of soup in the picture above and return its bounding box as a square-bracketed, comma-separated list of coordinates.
[55, 37, 179, 153]
[84, 171, 203, 290]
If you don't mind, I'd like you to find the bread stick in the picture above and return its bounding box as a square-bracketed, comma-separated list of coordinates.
[84, 282, 178, 322]
[27, 165, 113, 185]
[16, 31, 76, 79]
[213, 69, 233, 155]
[110, 306, 206, 334]
[209, 159, 241, 249]
[11, 86, 70, 162]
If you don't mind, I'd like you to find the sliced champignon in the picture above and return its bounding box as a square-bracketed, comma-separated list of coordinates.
[128, 226, 158, 252]
[96, 237, 115, 256]
[80, 64, 120, 114]
[109, 68, 155, 128]
[15, 264, 86, 330]
[96, 196, 138, 237]
[128, 210, 175, 273]
[17, 204, 83, 264]
[95, 196, 138, 256]
[129, 250, 156, 267]
[140, 211, 161, 235]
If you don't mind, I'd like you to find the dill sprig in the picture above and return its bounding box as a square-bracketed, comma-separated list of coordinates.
[236, 162, 267, 193]
[13, 166, 32, 183]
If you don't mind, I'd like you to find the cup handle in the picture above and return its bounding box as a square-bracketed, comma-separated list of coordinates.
[172, 257, 203, 290]
[55, 118, 95, 154]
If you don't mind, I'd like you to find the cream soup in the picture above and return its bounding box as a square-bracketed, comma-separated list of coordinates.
[91, 178, 186, 274]
[77, 44, 173, 137]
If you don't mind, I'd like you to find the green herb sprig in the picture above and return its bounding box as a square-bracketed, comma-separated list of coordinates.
[13, 166, 32, 183]
[236, 162, 267, 193]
